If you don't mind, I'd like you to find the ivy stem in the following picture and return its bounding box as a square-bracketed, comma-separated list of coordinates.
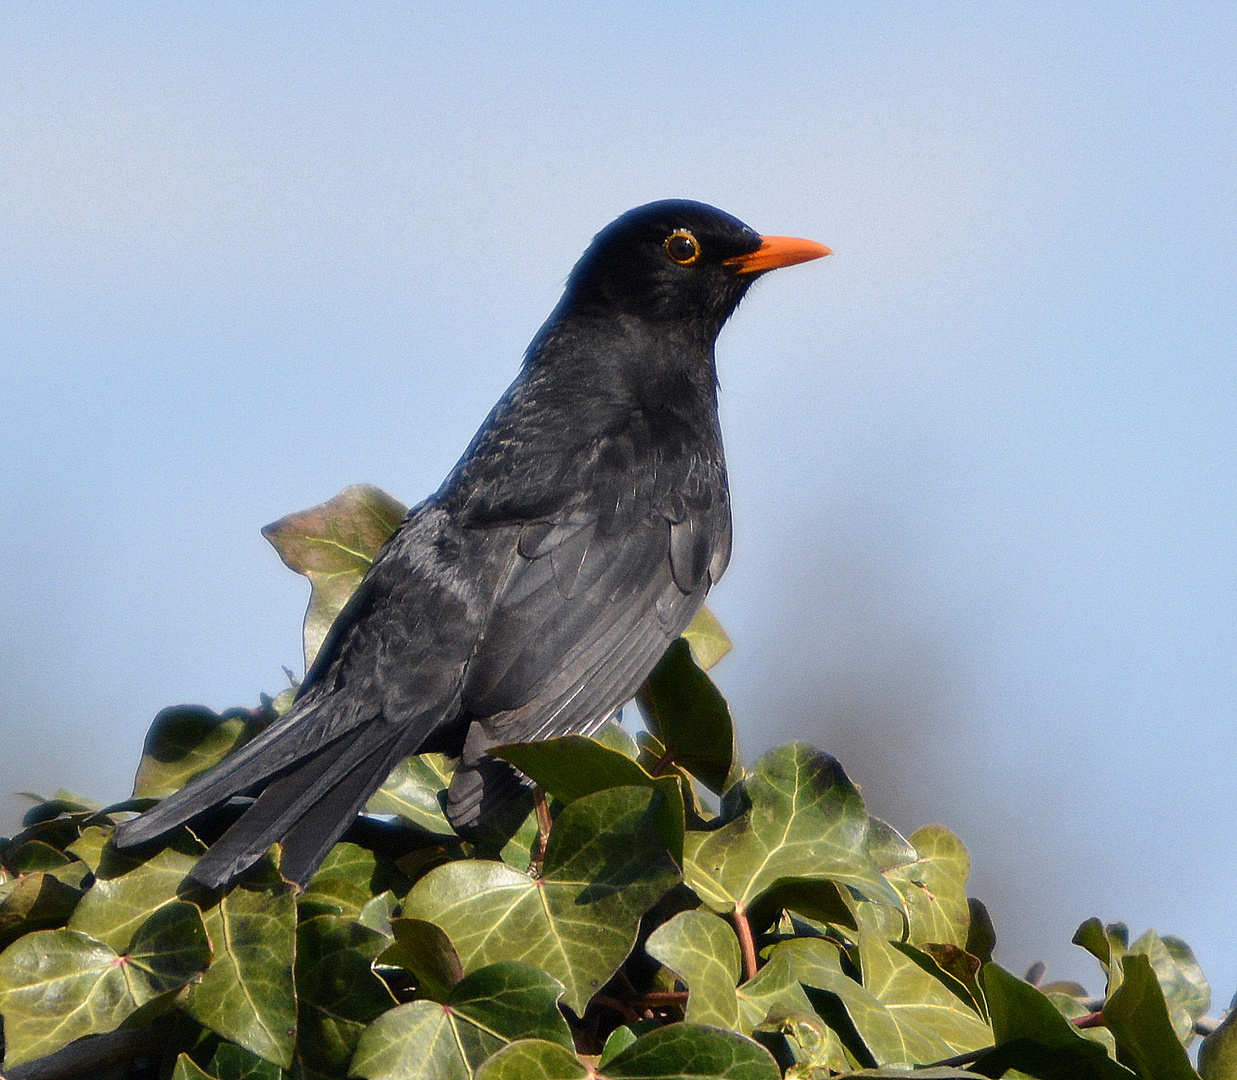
[530, 787, 553, 876]
[731, 902, 758, 982]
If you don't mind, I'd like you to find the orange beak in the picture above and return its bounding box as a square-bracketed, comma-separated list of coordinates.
[724, 235, 832, 275]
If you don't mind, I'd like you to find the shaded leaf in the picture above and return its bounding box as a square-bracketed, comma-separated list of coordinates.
[300, 843, 408, 922]
[377, 917, 463, 1002]
[494, 736, 686, 862]
[172, 1053, 220, 1080]
[646, 909, 742, 1028]
[1200, 1003, 1237, 1080]
[68, 841, 201, 952]
[351, 962, 572, 1080]
[262, 484, 407, 669]
[980, 962, 1135, 1079]
[0, 871, 83, 949]
[404, 786, 679, 1013]
[294, 912, 396, 1079]
[683, 745, 902, 916]
[133, 705, 257, 799]
[209, 1040, 285, 1080]
[1104, 953, 1201, 1080]
[681, 606, 732, 671]
[637, 638, 742, 794]
[965, 898, 996, 964]
[185, 864, 298, 1068]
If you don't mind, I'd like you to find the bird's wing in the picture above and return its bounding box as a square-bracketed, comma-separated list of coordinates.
[447, 435, 730, 825]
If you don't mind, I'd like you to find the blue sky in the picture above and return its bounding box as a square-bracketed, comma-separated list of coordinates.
[1, 4, 1234, 1003]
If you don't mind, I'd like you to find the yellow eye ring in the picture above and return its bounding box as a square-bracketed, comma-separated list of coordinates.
[664, 230, 701, 266]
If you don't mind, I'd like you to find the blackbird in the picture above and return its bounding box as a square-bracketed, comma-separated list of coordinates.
[113, 200, 830, 888]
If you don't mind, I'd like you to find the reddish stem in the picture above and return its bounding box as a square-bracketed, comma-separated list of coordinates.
[731, 902, 758, 982]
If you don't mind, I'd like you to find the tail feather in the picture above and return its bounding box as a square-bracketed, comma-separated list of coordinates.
[114, 699, 374, 848]
[188, 720, 412, 888]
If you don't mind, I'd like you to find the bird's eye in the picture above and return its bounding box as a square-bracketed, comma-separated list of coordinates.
[664, 230, 701, 266]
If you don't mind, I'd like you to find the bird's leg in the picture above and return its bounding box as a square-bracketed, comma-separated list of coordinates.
[529, 786, 553, 876]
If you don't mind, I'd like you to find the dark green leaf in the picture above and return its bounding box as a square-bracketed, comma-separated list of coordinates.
[351, 962, 572, 1080]
[637, 638, 742, 794]
[209, 1040, 286, 1080]
[965, 898, 996, 964]
[262, 484, 407, 669]
[683, 744, 902, 915]
[377, 917, 463, 1002]
[0, 871, 83, 949]
[980, 962, 1135, 1080]
[133, 705, 257, 799]
[172, 1053, 220, 1080]
[68, 841, 201, 952]
[493, 736, 685, 862]
[598, 1021, 781, 1079]
[1199, 1003, 1237, 1080]
[184, 864, 298, 1068]
[294, 912, 396, 1079]
[1104, 953, 1201, 1080]
[474, 1039, 588, 1080]
[299, 843, 408, 922]
[0, 903, 210, 1068]
[403, 786, 679, 1013]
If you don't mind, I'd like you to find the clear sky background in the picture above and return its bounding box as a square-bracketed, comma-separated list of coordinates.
[1, 3, 1233, 1005]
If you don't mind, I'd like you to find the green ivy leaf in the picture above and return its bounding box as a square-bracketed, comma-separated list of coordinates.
[883, 826, 971, 949]
[294, 911, 396, 1079]
[681, 606, 732, 671]
[683, 744, 902, 919]
[68, 841, 202, 952]
[0, 871, 83, 949]
[172, 1052, 220, 1080]
[637, 639, 742, 795]
[1105, 953, 1202, 1080]
[365, 752, 457, 836]
[646, 909, 743, 1029]
[980, 962, 1135, 1079]
[377, 917, 464, 1002]
[404, 785, 680, 1013]
[596, 1022, 780, 1079]
[493, 736, 686, 863]
[132, 706, 258, 799]
[299, 843, 408, 922]
[262, 484, 408, 670]
[1199, 1001, 1237, 1080]
[209, 1040, 286, 1079]
[0, 901, 210, 1067]
[474, 1039, 588, 1080]
[351, 962, 573, 1080]
[185, 864, 298, 1068]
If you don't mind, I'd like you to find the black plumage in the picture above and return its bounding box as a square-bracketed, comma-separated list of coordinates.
[113, 200, 830, 888]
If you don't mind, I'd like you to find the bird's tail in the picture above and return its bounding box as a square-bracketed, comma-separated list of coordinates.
[114, 698, 430, 887]
[187, 722, 416, 888]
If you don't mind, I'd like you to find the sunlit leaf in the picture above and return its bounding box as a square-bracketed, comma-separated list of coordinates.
[132, 705, 258, 799]
[351, 962, 572, 1080]
[681, 606, 732, 671]
[646, 909, 742, 1028]
[262, 484, 408, 669]
[683, 745, 902, 917]
[404, 786, 679, 1013]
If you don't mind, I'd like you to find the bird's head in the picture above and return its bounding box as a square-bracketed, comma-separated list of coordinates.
[561, 199, 831, 330]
